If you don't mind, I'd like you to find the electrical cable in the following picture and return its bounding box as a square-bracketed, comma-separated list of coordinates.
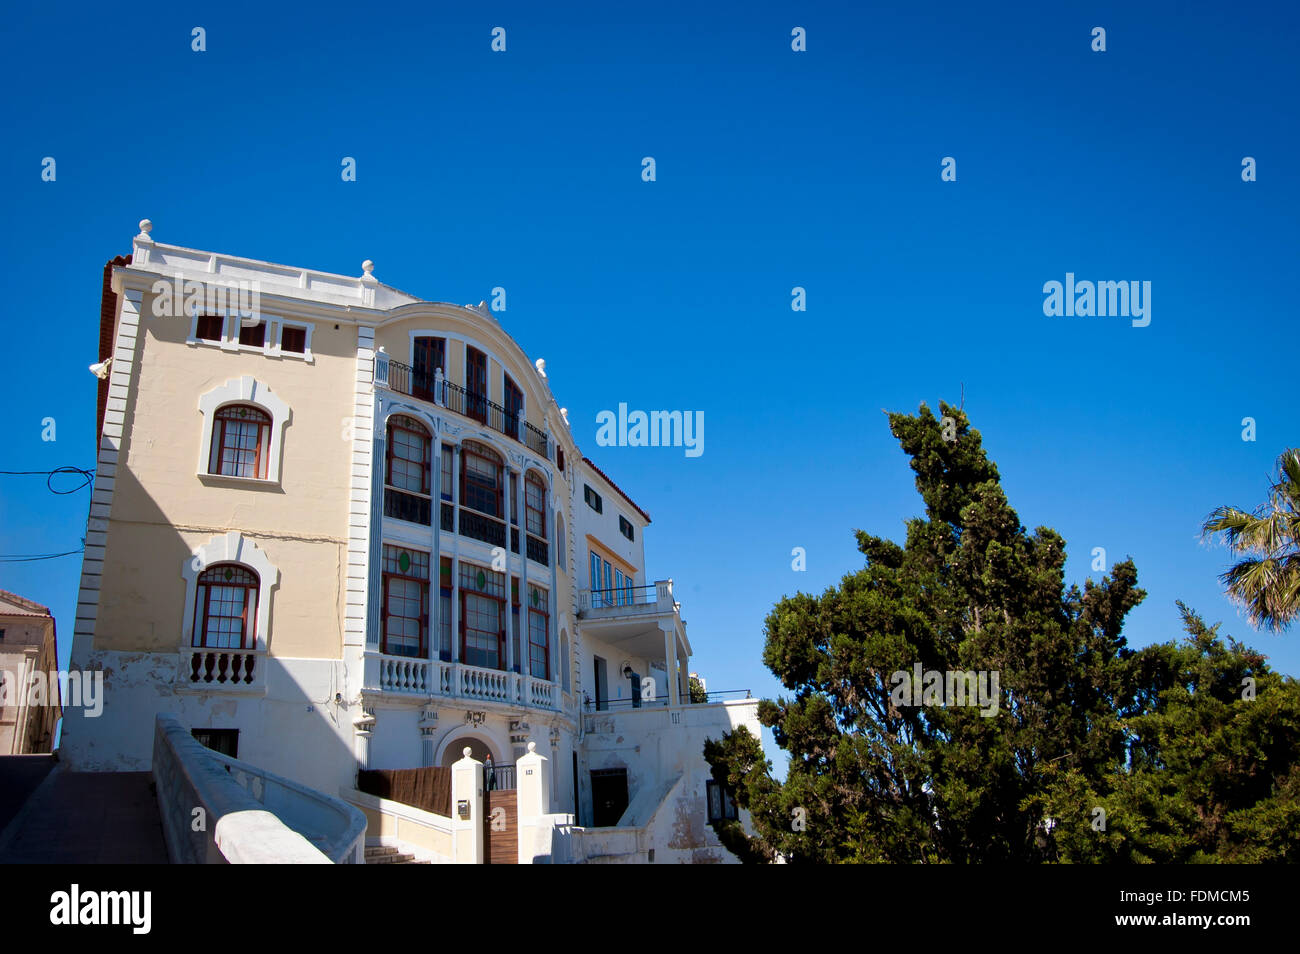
[0, 466, 95, 494]
[0, 548, 85, 563]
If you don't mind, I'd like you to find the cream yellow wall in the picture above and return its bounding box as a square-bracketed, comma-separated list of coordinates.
[94, 287, 356, 659]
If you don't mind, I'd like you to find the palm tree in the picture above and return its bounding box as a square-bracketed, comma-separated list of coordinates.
[1201, 448, 1300, 632]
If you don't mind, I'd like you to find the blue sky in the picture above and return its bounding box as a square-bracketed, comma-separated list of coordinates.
[2, 1, 1297, 769]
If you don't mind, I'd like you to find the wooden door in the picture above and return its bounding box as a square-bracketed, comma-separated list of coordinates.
[484, 790, 517, 864]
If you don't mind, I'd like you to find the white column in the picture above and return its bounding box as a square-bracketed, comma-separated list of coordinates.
[506, 466, 519, 675]
[512, 470, 522, 681]
[515, 741, 552, 864]
[548, 495, 559, 684]
[451, 747, 484, 864]
[450, 445, 461, 665]
[450, 558, 461, 668]
[663, 623, 679, 707]
[354, 707, 375, 770]
[11, 653, 33, 754]
[429, 442, 440, 663]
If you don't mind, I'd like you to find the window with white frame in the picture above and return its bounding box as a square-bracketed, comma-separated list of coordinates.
[193, 564, 260, 649]
[181, 531, 279, 660]
[188, 312, 313, 361]
[197, 377, 290, 484]
[208, 404, 272, 479]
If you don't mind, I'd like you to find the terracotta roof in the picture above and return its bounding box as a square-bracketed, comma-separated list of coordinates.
[0, 589, 52, 617]
[581, 457, 651, 524]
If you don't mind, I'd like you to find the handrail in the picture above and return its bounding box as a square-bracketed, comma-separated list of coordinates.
[578, 583, 663, 611]
[152, 713, 366, 863]
[582, 689, 753, 711]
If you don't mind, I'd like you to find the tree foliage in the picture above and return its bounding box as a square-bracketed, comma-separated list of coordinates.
[705, 403, 1300, 862]
[1202, 448, 1300, 633]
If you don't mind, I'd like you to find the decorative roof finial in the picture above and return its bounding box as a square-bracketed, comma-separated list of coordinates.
[361, 260, 375, 281]
[535, 358, 546, 378]
[136, 219, 153, 241]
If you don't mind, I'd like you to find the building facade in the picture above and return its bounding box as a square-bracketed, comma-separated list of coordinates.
[60, 221, 758, 862]
[0, 589, 61, 754]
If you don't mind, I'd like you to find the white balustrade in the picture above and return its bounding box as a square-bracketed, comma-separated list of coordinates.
[372, 654, 558, 709]
[460, 664, 512, 703]
[379, 655, 430, 694]
[180, 648, 263, 688]
[527, 677, 556, 708]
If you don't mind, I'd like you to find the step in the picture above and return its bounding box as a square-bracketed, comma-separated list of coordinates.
[366, 849, 419, 864]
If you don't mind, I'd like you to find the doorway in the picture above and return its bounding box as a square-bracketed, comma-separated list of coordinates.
[589, 767, 629, 827]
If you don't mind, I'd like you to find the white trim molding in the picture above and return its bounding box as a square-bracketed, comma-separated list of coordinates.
[186, 313, 315, 364]
[197, 376, 291, 483]
[72, 287, 144, 661]
[182, 531, 280, 652]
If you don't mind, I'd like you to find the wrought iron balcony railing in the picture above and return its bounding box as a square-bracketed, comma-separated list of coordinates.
[459, 507, 507, 548]
[579, 582, 661, 611]
[385, 486, 432, 526]
[376, 354, 553, 461]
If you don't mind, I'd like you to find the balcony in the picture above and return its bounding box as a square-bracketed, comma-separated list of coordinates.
[179, 647, 265, 691]
[376, 354, 552, 461]
[579, 582, 669, 614]
[577, 579, 692, 705]
[373, 654, 559, 710]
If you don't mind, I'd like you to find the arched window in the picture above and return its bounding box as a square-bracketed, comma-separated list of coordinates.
[461, 440, 503, 518]
[208, 405, 272, 479]
[525, 472, 547, 540]
[193, 564, 259, 649]
[386, 415, 432, 525]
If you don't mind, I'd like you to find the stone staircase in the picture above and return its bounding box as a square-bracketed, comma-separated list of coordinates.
[364, 844, 429, 865]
